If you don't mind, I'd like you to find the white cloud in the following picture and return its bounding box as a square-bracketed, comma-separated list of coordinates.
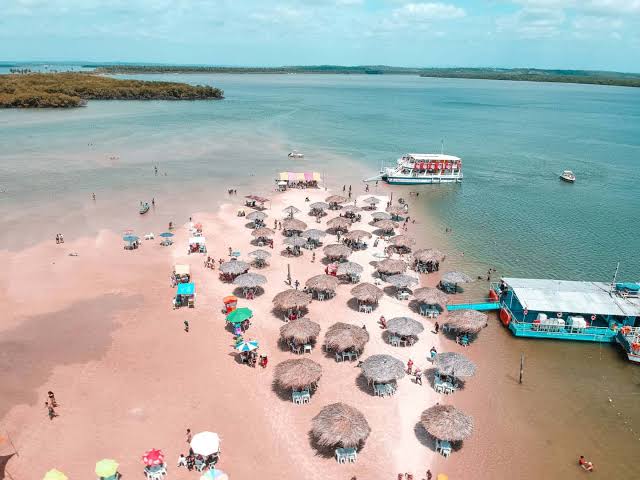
[392, 2, 466, 22]
[497, 8, 566, 38]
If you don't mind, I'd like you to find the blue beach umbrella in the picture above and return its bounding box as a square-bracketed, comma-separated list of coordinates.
[159, 232, 174, 238]
[200, 469, 228, 480]
[123, 235, 139, 243]
[236, 340, 259, 352]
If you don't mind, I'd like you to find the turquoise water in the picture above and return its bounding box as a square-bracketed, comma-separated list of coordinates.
[2, 74, 639, 282]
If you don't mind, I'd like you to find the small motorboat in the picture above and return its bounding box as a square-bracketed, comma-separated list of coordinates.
[288, 150, 304, 159]
[139, 202, 150, 214]
[559, 170, 576, 183]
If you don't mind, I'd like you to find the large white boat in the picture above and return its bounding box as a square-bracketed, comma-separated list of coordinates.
[367, 153, 463, 185]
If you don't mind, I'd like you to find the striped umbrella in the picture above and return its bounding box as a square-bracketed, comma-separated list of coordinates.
[236, 340, 259, 352]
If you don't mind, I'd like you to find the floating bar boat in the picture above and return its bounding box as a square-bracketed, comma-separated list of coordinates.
[489, 278, 640, 361]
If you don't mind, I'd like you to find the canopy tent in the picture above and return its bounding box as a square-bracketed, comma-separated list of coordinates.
[278, 172, 322, 182]
[188, 237, 206, 245]
[177, 283, 195, 296]
[174, 264, 190, 276]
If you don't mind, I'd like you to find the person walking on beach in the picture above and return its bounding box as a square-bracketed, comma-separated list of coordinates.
[434, 321, 440, 334]
[294, 280, 300, 290]
[414, 368, 422, 385]
[186, 428, 192, 443]
[47, 390, 58, 407]
[426, 470, 433, 480]
[177, 454, 187, 468]
[152, 198, 155, 207]
[406, 358, 414, 375]
[45, 401, 58, 420]
[92, 192, 96, 201]
[311, 252, 315, 263]
[184, 320, 190, 333]
[56, 234, 60, 244]
[59, 233, 64, 243]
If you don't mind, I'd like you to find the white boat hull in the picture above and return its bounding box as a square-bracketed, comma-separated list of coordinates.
[384, 174, 462, 185]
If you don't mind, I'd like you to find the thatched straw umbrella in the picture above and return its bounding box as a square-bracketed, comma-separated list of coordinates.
[413, 248, 445, 264]
[310, 201, 329, 213]
[311, 403, 371, 449]
[342, 205, 361, 218]
[386, 205, 406, 219]
[248, 249, 271, 267]
[433, 352, 477, 378]
[375, 258, 407, 276]
[343, 230, 372, 242]
[351, 283, 383, 304]
[280, 318, 321, 346]
[413, 287, 449, 309]
[444, 310, 488, 334]
[283, 205, 301, 218]
[323, 244, 352, 261]
[282, 218, 307, 236]
[305, 274, 339, 297]
[361, 354, 405, 384]
[386, 274, 419, 291]
[327, 217, 351, 233]
[372, 211, 391, 221]
[246, 211, 267, 225]
[337, 261, 363, 279]
[441, 271, 472, 285]
[302, 229, 327, 245]
[325, 195, 347, 209]
[252, 227, 275, 238]
[363, 196, 380, 206]
[373, 219, 398, 233]
[274, 358, 323, 391]
[324, 322, 369, 353]
[220, 260, 250, 277]
[388, 235, 416, 251]
[234, 272, 266, 288]
[386, 317, 424, 338]
[273, 289, 312, 314]
[420, 404, 474, 442]
[283, 235, 307, 255]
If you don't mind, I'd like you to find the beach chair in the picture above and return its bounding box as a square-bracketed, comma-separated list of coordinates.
[345, 447, 357, 463]
[389, 335, 401, 347]
[303, 344, 312, 354]
[292, 391, 302, 404]
[335, 448, 349, 464]
[317, 292, 325, 301]
[335, 352, 343, 362]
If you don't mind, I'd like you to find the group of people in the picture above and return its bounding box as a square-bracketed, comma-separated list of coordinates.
[177, 452, 218, 471]
[204, 257, 217, 270]
[238, 350, 268, 368]
[55, 233, 65, 244]
[405, 359, 423, 385]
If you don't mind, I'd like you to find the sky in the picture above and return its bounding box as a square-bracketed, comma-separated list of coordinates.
[1, 0, 639, 71]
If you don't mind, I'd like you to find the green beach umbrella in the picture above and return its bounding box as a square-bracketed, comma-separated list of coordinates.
[95, 459, 119, 477]
[226, 307, 253, 324]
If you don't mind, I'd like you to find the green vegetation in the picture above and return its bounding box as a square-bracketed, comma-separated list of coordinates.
[0, 72, 223, 108]
[92, 64, 640, 88]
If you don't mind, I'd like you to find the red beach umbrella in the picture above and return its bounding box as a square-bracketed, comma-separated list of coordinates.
[142, 449, 165, 466]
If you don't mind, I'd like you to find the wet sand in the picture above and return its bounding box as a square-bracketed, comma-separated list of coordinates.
[1, 185, 448, 479]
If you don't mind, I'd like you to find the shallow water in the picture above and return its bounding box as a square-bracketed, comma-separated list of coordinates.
[1, 73, 639, 477]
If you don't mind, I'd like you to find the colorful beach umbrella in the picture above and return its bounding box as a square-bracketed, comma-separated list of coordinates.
[123, 235, 139, 243]
[190, 431, 221, 456]
[236, 339, 259, 352]
[43, 470, 68, 480]
[142, 448, 165, 466]
[159, 232, 174, 238]
[226, 307, 253, 324]
[437, 475, 448, 480]
[201, 469, 229, 480]
[194, 222, 203, 230]
[95, 459, 119, 477]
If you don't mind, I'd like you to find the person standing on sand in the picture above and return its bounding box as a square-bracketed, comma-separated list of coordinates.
[184, 320, 189, 333]
[434, 321, 439, 334]
[56, 234, 60, 244]
[45, 401, 58, 420]
[48, 390, 58, 407]
[311, 252, 315, 263]
[92, 193, 96, 201]
[186, 429, 192, 443]
[294, 280, 300, 290]
[414, 368, 422, 385]
[426, 470, 432, 480]
[406, 359, 414, 375]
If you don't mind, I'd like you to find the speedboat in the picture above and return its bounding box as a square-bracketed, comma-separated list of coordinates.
[288, 150, 304, 159]
[559, 170, 576, 183]
[139, 202, 150, 214]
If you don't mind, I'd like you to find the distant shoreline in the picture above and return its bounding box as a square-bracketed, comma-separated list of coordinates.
[90, 65, 640, 88]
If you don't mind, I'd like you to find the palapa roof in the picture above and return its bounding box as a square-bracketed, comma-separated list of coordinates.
[279, 318, 321, 344]
[343, 229, 372, 241]
[323, 244, 352, 259]
[386, 317, 424, 337]
[233, 272, 267, 288]
[249, 249, 272, 260]
[246, 211, 267, 222]
[273, 289, 312, 310]
[342, 205, 361, 214]
[361, 354, 405, 383]
[420, 404, 474, 442]
[441, 271, 473, 284]
[433, 352, 477, 378]
[283, 205, 301, 216]
[282, 218, 308, 232]
[301, 228, 327, 240]
[372, 211, 392, 221]
[373, 219, 399, 232]
[351, 283, 383, 303]
[324, 322, 369, 353]
[386, 205, 406, 216]
[310, 201, 329, 211]
[363, 196, 380, 205]
[413, 248, 445, 263]
[375, 258, 407, 275]
[444, 309, 488, 333]
[252, 227, 275, 238]
[325, 195, 347, 205]
[337, 261, 363, 276]
[284, 235, 308, 247]
[305, 274, 339, 292]
[274, 358, 323, 390]
[311, 403, 371, 449]
[389, 235, 416, 249]
[386, 274, 419, 289]
[220, 260, 250, 275]
[327, 217, 351, 230]
[413, 287, 449, 307]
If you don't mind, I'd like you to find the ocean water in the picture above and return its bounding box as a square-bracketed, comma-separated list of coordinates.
[1, 74, 639, 477]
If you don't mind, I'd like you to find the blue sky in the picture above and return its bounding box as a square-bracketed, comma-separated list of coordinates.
[1, 0, 639, 71]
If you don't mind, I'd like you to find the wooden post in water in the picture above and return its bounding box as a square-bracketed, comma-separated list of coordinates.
[519, 353, 525, 384]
